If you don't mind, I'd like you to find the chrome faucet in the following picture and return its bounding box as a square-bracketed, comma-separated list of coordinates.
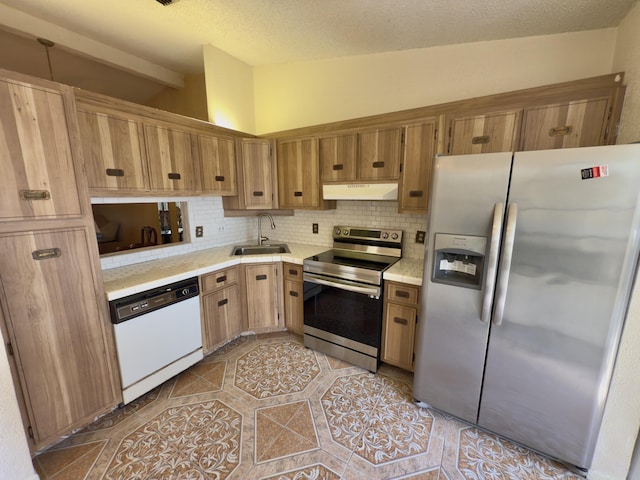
[257, 212, 276, 246]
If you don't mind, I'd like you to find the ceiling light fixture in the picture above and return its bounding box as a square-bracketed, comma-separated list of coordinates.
[37, 37, 55, 82]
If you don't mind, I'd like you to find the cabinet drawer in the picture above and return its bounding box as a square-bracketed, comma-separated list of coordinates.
[386, 282, 420, 305]
[201, 266, 238, 292]
[283, 263, 303, 282]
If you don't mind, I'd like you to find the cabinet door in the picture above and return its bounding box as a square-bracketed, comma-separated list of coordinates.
[358, 127, 403, 180]
[201, 284, 241, 353]
[240, 139, 274, 209]
[399, 121, 437, 214]
[381, 302, 417, 371]
[520, 98, 610, 151]
[447, 110, 521, 155]
[198, 133, 237, 195]
[244, 263, 280, 331]
[77, 110, 148, 192]
[144, 124, 200, 192]
[320, 134, 357, 182]
[284, 280, 304, 335]
[0, 79, 82, 220]
[277, 138, 320, 208]
[0, 229, 119, 446]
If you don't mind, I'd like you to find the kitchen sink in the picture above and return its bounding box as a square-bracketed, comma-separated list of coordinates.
[231, 244, 290, 256]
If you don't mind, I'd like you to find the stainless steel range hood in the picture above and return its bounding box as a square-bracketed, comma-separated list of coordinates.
[322, 183, 398, 200]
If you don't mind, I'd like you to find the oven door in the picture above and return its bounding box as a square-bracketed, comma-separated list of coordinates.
[303, 272, 382, 350]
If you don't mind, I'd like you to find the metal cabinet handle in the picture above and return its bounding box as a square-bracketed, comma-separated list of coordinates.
[408, 191, 423, 197]
[393, 316, 408, 325]
[294, 191, 303, 197]
[289, 290, 299, 297]
[395, 290, 410, 299]
[168, 172, 181, 180]
[332, 164, 344, 171]
[288, 269, 298, 276]
[493, 203, 518, 326]
[472, 135, 490, 144]
[481, 203, 505, 323]
[256, 274, 267, 280]
[217, 298, 228, 307]
[106, 168, 125, 177]
[372, 161, 385, 168]
[216, 275, 227, 283]
[549, 126, 573, 137]
[214, 175, 225, 181]
[32, 248, 61, 260]
[253, 191, 264, 197]
[20, 190, 50, 201]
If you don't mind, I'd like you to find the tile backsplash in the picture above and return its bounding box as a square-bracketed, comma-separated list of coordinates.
[95, 196, 428, 270]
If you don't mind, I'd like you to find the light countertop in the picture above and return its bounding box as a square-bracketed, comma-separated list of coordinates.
[102, 242, 424, 300]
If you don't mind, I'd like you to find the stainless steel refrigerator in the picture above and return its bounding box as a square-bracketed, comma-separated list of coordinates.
[413, 144, 640, 470]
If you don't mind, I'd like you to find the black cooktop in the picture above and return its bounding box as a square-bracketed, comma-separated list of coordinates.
[308, 249, 399, 272]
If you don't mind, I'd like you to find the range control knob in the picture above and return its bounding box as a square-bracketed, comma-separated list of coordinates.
[335, 228, 341, 236]
[381, 232, 389, 239]
[391, 233, 399, 240]
[343, 229, 349, 235]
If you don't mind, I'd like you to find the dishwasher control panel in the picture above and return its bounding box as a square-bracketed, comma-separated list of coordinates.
[109, 277, 199, 324]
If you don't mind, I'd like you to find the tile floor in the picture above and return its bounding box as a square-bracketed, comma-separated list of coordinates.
[33, 332, 584, 479]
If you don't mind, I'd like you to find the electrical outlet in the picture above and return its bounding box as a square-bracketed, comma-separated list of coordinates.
[312, 223, 319, 234]
[415, 230, 426, 244]
[195, 226, 203, 237]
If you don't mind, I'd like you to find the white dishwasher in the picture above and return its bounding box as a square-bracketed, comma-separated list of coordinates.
[109, 277, 203, 404]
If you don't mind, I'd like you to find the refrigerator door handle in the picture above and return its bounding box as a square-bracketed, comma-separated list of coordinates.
[493, 203, 518, 326]
[481, 203, 505, 323]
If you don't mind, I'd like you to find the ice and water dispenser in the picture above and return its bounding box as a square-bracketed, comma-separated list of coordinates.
[432, 234, 487, 289]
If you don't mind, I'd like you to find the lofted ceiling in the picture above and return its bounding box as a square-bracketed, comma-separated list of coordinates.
[0, 0, 637, 104]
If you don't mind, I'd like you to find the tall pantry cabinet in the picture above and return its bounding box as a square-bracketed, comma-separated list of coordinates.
[0, 69, 121, 452]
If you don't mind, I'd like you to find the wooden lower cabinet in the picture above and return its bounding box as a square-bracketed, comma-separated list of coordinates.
[0, 228, 121, 449]
[243, 263, 283, 333]
[283, 263, 304, 335]
[381, 281, 421, 371]
[200, 267, 242, 354]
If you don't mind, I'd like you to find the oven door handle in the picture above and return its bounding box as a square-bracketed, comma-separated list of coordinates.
[303, 272, 381, 298]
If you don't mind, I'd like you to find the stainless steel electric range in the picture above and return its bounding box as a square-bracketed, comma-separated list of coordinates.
[303, 226, 403, 372]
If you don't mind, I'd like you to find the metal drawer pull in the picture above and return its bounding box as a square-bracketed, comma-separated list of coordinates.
[288, 269, 298, 276]
[253, 191, 264, 197]
[408, 191, 423, 197]
[372, 161, 385, 168]
[256, 274, 267, 280]
[168, 172, 181, 180]
[393, 316, 408, 325]
[549, 126, 573, 136]
[472, 135, 490, 144]
[32, 248, 61, 260]
[214, 175, 225, 181]
[217, 298, 228, 307]
[332, 164, 344, 171]
[294, 191, 303, 197]
[216, 275, 227, 283]
[395, 290, 410, 298]
[106, 168, 125, 177]
[289, 290, 299, 297]
[20, 190, 51, 201]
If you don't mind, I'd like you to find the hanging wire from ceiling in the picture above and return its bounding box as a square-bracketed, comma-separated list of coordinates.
[37, 37, 55, 81]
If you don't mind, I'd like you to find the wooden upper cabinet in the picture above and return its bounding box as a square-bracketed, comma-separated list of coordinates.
[198, 133, 237, 195]
[447, 110, 521, 155]
[144, 124, 200, 192]
[519, 98, 610, 151]
[0, 79, 82, 220]
[358, 127, 403, 180]
[320, 134, 358, 182]
[76, 110, 149, 192]
[239, 138, 274, 209]
[399, 121, 437, 214]
[277, 137, 332, 209]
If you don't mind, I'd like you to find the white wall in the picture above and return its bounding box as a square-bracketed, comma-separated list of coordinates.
[588, 3, 640, 479]
[253, 29, 616, 134]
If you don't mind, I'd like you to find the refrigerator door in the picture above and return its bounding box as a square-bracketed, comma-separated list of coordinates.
[413, 152, 512, 423]
[478, 145, 640, 469]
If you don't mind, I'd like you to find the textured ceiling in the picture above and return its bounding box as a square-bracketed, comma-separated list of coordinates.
[0, 0, 637, 74]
